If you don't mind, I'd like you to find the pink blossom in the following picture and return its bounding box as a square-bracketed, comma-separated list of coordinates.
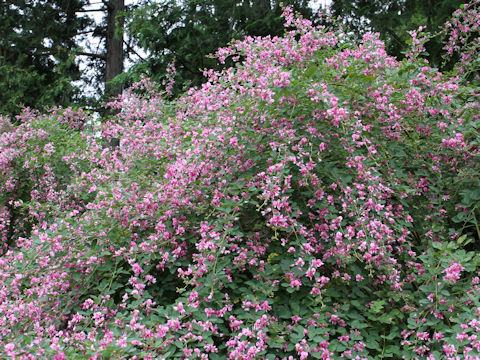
[443, 262, 464, 283]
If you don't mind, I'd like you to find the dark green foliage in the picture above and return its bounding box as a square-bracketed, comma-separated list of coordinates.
[0, 0, 92, 117]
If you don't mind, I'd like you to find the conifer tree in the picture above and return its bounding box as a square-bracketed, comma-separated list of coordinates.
[0, 0, 92, 116]
[0, 0, 126, 117]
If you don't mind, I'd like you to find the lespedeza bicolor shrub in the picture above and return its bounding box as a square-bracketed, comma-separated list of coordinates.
[1, 3, 480, 359]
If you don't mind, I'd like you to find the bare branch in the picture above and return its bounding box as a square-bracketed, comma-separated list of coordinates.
[77, 51, 106, 60]
[76, 8, 105, 13]
[75, 30, 97, 35]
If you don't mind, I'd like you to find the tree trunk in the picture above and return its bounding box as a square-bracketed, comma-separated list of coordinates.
[105, 0, 124, 100]
[104, 0, 124, 147]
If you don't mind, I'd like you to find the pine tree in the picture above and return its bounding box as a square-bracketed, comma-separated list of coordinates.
[0, 0, 127, 117]
[0, 0, 92, 116]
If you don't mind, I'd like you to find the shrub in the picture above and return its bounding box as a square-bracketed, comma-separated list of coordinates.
[1, 4, 480, 359]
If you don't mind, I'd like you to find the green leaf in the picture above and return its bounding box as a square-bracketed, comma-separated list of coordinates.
[369, 300, 386, 314]
[365, 339, 380, 350]
[350, 319, 369, 329]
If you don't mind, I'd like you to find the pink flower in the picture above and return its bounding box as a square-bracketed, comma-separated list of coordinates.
[53, 353, 66, 360]
[116, 337, 128, 348]
[443, 262, 464, 283]
[456, 332, 468, 342]
[43, 142, 55, 155]
[4, 343, 15, 356]
[443, 344, 456, 356]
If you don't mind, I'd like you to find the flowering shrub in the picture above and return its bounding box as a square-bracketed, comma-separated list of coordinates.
[0, 107, 87, 253]
[1, 4, 480, 360]
[444, 1, 480, 75]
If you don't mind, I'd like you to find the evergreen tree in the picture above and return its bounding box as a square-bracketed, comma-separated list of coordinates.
[104, 0, 125, 99]
[0, 0, 93, 116]
[0, 0, 127, 117]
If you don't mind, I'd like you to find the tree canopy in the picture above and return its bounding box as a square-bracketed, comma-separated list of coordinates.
[1, 0, 472, 116]
[0, 0, 130, 117]
[0, 0, 92, 116]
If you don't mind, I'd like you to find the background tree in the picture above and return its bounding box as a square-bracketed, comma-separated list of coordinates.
[329, 0, 464, 68]
[79, 0, 125, 101]
[0, 0, 318, 115]
[0, 0, 92, 117]
[0, 0, 127, 118]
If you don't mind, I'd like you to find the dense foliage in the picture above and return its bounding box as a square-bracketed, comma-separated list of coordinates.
[1, 3, 480, 359]
[0, 0, 91, 116]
